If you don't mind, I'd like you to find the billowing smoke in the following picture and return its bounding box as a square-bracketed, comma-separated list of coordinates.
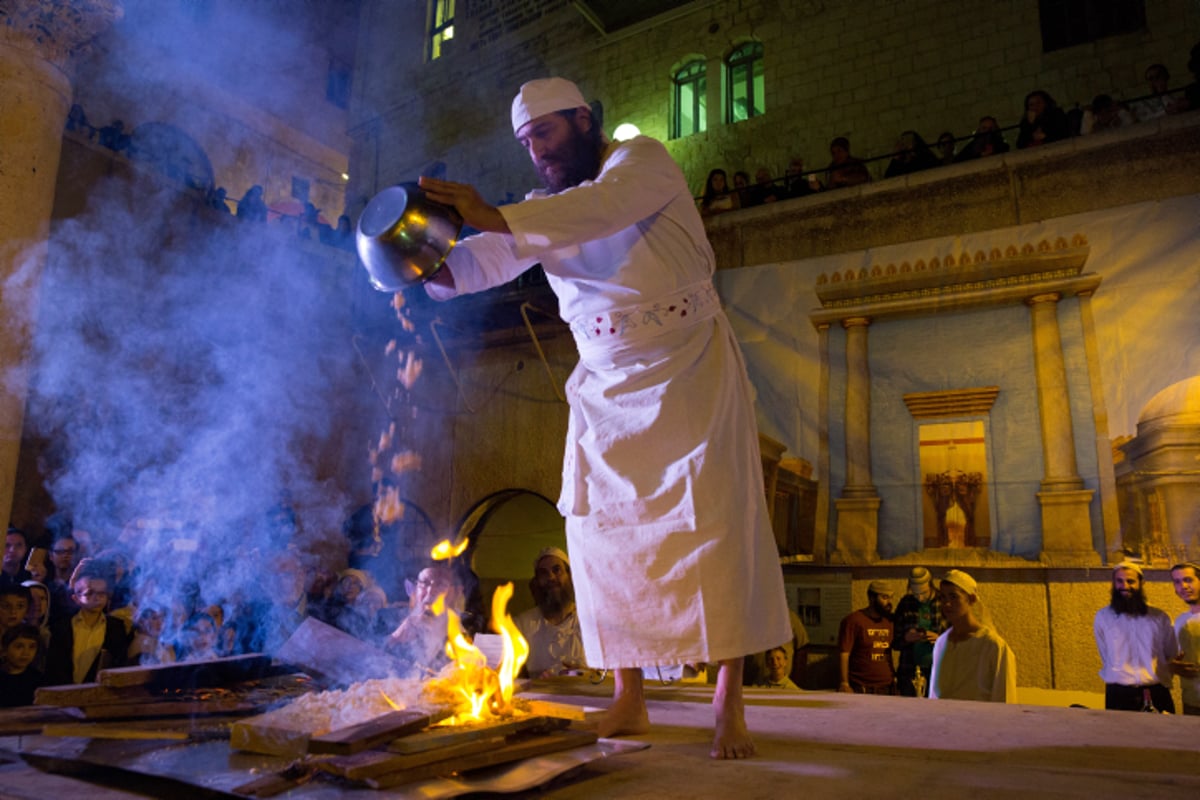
[25, 177, 360, 653]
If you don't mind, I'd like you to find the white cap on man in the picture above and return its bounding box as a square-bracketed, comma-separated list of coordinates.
[511, 78, 588, 135]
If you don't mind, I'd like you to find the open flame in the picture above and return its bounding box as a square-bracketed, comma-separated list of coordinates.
[430, 537, 469, 560]
[420, 539, 530, 725]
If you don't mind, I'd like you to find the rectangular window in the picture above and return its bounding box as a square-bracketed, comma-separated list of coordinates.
[671, 61, 707, 139]
[728, 59, 764, 122]
[1038, 0, 1146, 52]
[725, 42, 765, 123]
[326, 59, 351, 109]
[919, 420, 991, 549]
[428, 0, 456, 61]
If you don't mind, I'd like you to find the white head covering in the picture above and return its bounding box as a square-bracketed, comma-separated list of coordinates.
[940, 569, 978, 597]
[511, 78, 588, 135]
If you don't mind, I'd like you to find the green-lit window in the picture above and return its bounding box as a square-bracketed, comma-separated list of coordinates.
[725, 42, 764, 123]
[671, 60, 707, 139]
[428, 0, 455, 61]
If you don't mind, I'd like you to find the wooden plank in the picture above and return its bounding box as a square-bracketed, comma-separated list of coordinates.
[316, 735, 505, 781]
[96, 653, 274, 688]
[387, 714, 567, 754]
[34, 682, 157, 707]
[76, 697, 270, 720]
[42, 722, 191, 741]
[366, 729, 599, 789]
[306, 709, 440, 755]
[524, 699, 608, 724]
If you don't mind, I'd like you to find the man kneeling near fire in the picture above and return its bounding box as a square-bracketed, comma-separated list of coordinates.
[514, 547, 585, 678]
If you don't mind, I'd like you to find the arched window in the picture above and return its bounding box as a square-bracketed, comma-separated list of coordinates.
[671, 60, 707, 139]
[725, 42, 764, 123]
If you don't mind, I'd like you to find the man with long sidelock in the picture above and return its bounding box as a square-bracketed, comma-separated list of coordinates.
[418, 78, 790, 758]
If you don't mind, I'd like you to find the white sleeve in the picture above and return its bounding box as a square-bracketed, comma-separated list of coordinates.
[424, 230, 540, 301]
[500, 137, 688, 259]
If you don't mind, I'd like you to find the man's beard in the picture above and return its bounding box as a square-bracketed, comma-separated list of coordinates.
[537, 122, 602, 194]
[1111, 586, 1149, 616]
[538, 582, 576, 619]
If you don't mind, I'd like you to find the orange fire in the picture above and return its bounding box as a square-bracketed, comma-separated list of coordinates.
[429, 537, 469, 560]
[423, 539, 530, 724]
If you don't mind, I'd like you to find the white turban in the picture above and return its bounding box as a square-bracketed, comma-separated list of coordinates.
[511, 78, 588, 135]
[940, 569, 978, 597]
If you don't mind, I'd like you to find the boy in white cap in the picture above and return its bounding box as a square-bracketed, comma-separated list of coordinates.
[1094, 561, 1177, 711]
[419, 77, 790, 758]
[929, 569, 1016, 702]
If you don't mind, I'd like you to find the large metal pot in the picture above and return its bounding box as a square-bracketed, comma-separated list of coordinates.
[355, 182, 463, 292]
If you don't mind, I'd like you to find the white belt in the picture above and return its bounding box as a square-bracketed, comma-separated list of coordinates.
[569, 280, 721, 355]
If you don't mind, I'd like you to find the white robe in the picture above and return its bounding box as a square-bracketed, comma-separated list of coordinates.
[929, 625, 1017, 703]
[428, 135, 790, 668]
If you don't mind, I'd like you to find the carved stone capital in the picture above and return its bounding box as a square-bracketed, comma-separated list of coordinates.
[0, 0, 122, 66]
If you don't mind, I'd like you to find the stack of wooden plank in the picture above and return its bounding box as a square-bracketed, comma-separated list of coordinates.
[32, 654, 311, 738]
[231, 708, 599, 796]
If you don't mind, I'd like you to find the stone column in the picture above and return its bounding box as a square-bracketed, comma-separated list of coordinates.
[0, 0, 122, 529]
[834, 316, 880, 563]
[1027, 293, 1097, 563]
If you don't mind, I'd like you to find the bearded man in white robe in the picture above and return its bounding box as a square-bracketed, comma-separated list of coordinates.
[418, 78, 790, 759]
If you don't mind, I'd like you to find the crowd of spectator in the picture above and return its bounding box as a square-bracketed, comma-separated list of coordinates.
[64, 103, 355, 253]
[0, 510, 487, 705]
[698, 48, 1200, 214]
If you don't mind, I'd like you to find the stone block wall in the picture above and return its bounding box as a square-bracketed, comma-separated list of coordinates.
[349, 0, 1199, 206]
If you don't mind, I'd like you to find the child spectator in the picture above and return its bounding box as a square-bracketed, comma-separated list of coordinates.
[0, 624, 45, 707]
[180, 613, 220, 661]
[0, 584, 31, 639]
[21, 581, 51, 670]
[128, 605, 175, 665]
[45, 562, 131, 685]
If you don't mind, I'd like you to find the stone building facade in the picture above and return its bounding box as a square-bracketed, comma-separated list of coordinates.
[347, 0, 1200, 696]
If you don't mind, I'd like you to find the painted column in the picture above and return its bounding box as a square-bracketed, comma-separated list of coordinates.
[1027, 293, 1083, 491]
[0, 0, 122, 529]
[1076, 289, 1121, 562]
[814, 322, 830, 564]
[1027, 293, 1097, 563]
[834, 316, 880, 563]
[842, 316, 875, 496]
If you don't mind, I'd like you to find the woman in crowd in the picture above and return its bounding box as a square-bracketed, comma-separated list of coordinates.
[1016, 89, 1070, 149]
[700, 168, 739, 215]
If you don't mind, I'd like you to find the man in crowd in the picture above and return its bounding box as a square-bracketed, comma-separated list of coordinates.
[514, 546, 584, 678]
[892, 566, 944, 696]
[1170, 561, 1200, 715]
[2, 527, 31, 590]
[1093, 561, 1177, 712]
[384, 563, 466, 678]
[838, 580, 895, 694]
[417, 77, 790, 758]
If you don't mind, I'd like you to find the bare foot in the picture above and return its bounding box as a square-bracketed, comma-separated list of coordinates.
[597, 692, 651, 737]
[711, 658, 755, 759]
[596, 667, 651, 738]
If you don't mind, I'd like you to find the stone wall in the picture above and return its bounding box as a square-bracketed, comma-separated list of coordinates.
[349, 0, 1200, 209]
